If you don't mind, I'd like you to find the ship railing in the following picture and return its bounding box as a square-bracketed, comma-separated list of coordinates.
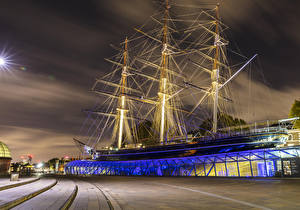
[99, 119, 292, 149]
[162, 126, 287, 145]
[217, 118, 296, 136]
[219, 126, 286, 136]
[189, 125, 288, 144]
[225, 118, 297, 132]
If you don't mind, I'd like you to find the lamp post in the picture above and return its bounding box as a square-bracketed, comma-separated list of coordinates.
[0, 57, 6, 66]
[0, 56, 9, 71]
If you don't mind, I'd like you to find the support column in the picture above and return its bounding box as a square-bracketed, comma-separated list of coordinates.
[236, 155, 240, 177]
[249, 157, 254, 177]
[225, 155, 228, 177]
[264, 151, 268, 177]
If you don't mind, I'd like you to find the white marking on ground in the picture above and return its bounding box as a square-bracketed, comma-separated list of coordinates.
[158, 183, 272, 210]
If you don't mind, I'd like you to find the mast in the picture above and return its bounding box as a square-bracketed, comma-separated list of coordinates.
[212, 4, 220, 133]
[78, 2, 260, 151]
[158, 0, 170, 143]
[117, 37, 129, 148]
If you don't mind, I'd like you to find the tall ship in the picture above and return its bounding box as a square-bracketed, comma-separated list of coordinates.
[72, 1, 291, 163]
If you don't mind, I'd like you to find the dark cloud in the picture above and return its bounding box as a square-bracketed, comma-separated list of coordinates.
[0, 71, 94, 130]
[230, 73, 300, 122]
[0, 70, 95, 161]
[1, 125, 78, 162]
[0, 0, 298, 161]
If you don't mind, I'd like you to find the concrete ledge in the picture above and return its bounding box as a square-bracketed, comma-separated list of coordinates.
[60, 184, 78, 210]
[0, 178, 40, 191]
[0, 179, 58, 210]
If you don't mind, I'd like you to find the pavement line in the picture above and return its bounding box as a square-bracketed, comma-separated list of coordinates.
[93, 185, 114, 210]
[0, 178, 40, 191]
[60, 184, 78, 210]
[0, 179, 58, 210]
[91, 182, 122, 210]
[158, 183, 272, 210]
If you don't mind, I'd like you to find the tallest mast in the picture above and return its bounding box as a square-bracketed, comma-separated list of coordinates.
[158, 0, 170, 143]
[212, 4, 220, 133]
[117, 38, 129, 149]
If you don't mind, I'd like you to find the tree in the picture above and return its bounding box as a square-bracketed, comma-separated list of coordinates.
[289, 100, 300, 129]
[193, 113, 246, 135]
[135, 120, 159, 146]
[47, 158, 59, 171]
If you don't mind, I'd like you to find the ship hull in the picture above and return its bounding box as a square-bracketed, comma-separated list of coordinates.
[95, 132, 287, 161]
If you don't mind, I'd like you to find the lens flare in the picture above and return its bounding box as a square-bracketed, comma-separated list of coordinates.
[0, 57, 5, 66]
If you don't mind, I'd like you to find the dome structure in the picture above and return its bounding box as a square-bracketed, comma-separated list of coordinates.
[0, 141, 12, 174]
[0, 141, 11, 158]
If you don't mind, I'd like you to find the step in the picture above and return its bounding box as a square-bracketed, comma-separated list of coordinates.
[0, 178, 57, 209]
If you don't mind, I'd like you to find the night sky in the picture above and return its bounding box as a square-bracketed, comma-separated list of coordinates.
[0, 0, 299, 162]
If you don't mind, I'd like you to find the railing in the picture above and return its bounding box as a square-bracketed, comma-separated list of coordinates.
[96, 119, 294, 151]
[165, 125, 288, 145]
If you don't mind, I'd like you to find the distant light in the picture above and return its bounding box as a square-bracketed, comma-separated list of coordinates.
[0, 51, 15, 71]
[0, 57, 5, 66]
[36, 163, 43, 168]
[278, 117, 300, 123]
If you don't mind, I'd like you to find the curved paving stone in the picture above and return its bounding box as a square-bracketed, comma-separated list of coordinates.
[0, 178, 56, 208]
[85, 176, 300, 210]
[69, 179, 110, 210]
[12, 179, 76, 210]
[0, 177, 38, 190]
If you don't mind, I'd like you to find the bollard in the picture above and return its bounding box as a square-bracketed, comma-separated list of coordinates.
[10, 172, 19, 181]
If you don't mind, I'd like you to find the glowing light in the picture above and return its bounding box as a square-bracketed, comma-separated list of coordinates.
[118, 109, 124, 147]
[84, 145, 92, 154]
[118, 95, 126, 149]
[65, 146, 299, 177]
[0, 53, 13, 71]
[121, 95, 125, 107]
[160, 78, 167, 143]
[36, 163, 43, 168]
[160, 94, 166, 142]
[0, 57, 5, 66]
[212, 69, 219, 133]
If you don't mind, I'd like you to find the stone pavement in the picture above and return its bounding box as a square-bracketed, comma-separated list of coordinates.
[69, 179, 110, 210]
[0, 178, 56, 209]
[12, 178, 75, 210]
[0, 177, 38, 190]
[0, 176, 300, 209]
[85, 176, 300, 210]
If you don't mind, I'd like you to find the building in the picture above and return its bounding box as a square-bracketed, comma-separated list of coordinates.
[65, 146, 300, 177]
[287, 129, 300, 146]
[65, 121, 300, 177]
[0, 141, 12, 175]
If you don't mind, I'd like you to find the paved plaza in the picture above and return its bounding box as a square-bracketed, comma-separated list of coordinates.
[0, 176, 299, 209]
[86, 176, 300, 210]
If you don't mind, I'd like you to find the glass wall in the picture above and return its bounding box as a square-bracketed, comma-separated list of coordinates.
[65, 147, 300, 177]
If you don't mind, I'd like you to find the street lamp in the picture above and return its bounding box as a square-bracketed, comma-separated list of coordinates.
[0, 54, 17, 72]
[0, 57, 5, 66]
[0, 56, 9, 71]
[36, 162, 43, 168]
